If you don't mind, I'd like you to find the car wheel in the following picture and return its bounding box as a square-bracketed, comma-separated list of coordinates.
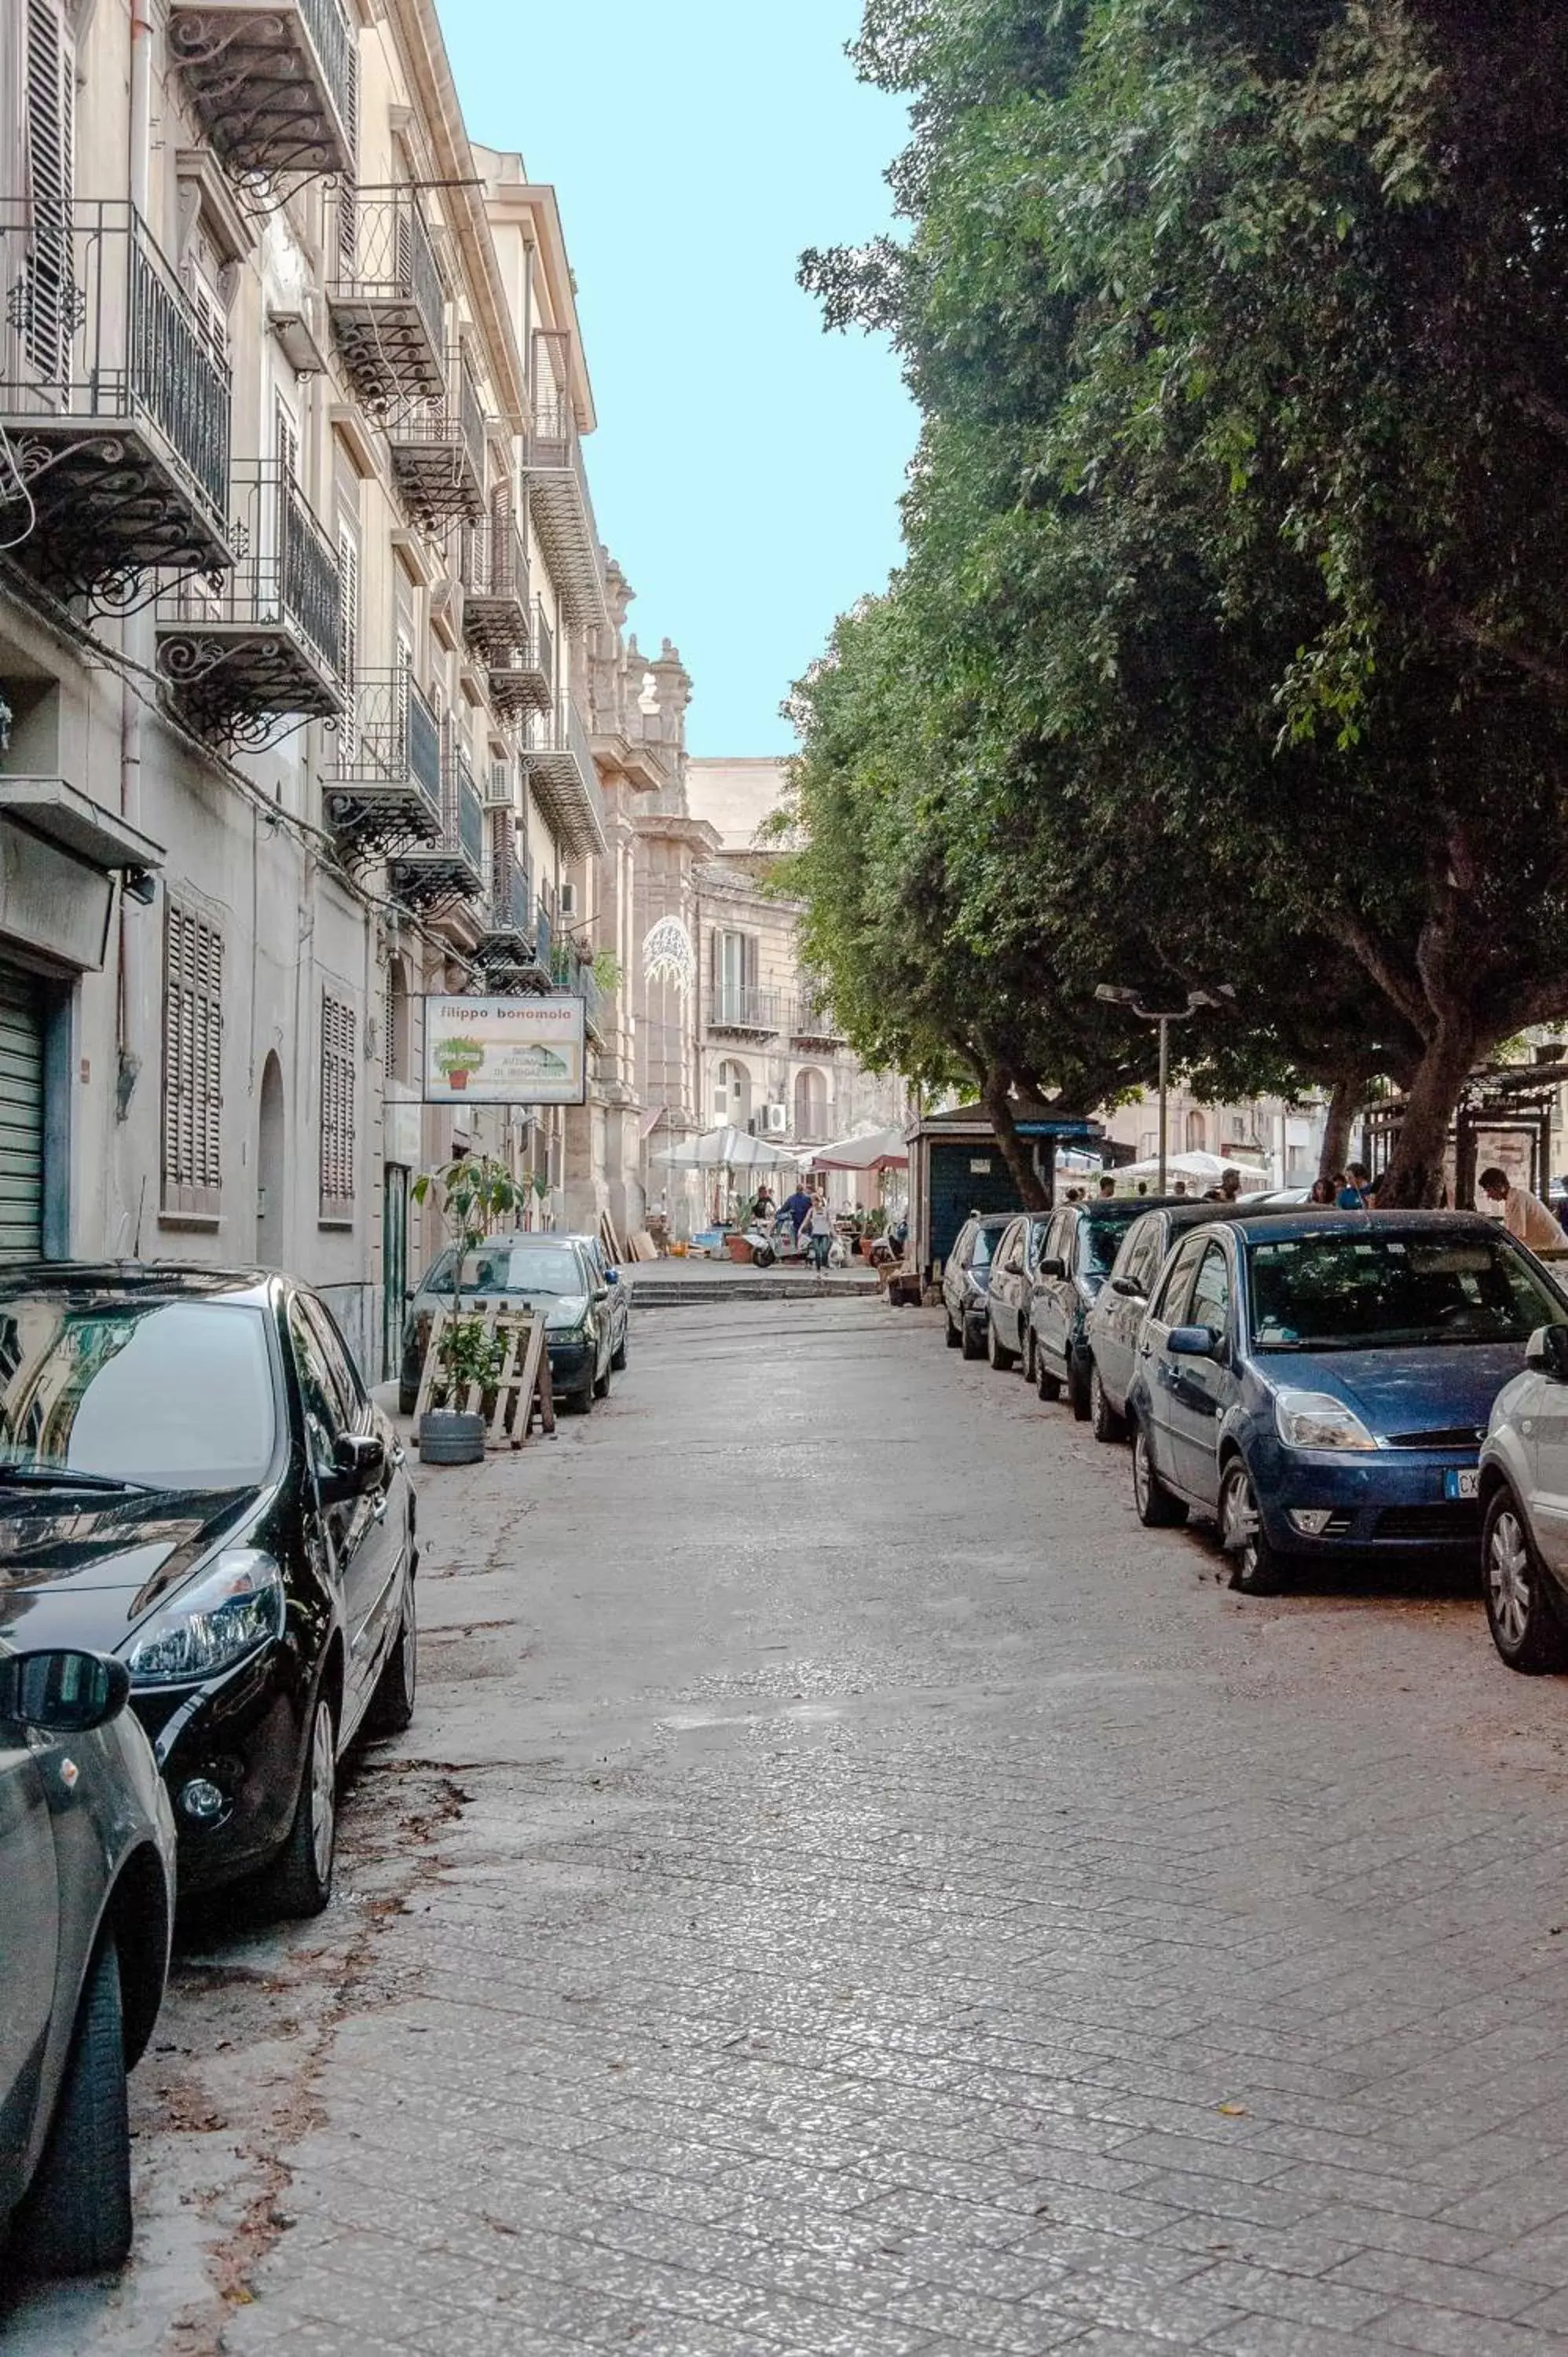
[397, 1385, 416, 1418]
[960, 1315, 985, 1362]
[987, 1319, 1017, 1373]
[1068, 1354, 1093, 1422]
[610, 1325, 628, 1373]
[945, 1309, 962, 1349]
[1090, 1365, 1127, 1445]
[1024, 1330, 1037, 1385]
[1036, 1346, 1062, 1402]
[1483, 1486, 1568, 1673]
[1218, 1457, 1284, 1594]
[593, 1354, 611, 1401]
[1132, 1417, 1188, 1527]
[13, 1939, 132, 2275]
[258, 1689, 337, 1919]
[368, 1574, 418, 1736]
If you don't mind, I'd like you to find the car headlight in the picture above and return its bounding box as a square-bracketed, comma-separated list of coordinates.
[125, 1549, 285, 1685]
[1273, 1390, 1378, 1452]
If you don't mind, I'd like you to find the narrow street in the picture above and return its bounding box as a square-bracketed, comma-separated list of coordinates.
[14, 1295, 1568, 2357]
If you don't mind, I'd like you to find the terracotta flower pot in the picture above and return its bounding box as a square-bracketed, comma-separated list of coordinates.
[448, 1071, 469, 1091]
[726, 1234, 754, 1264]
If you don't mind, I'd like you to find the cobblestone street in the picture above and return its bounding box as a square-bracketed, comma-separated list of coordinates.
[15, 1295, 1568, 2356]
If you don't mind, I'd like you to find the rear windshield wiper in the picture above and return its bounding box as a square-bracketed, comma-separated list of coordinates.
[0, 1464, 149, 1494]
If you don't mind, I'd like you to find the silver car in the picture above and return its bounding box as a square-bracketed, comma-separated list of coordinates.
[1479, 1321, 1568, 1670]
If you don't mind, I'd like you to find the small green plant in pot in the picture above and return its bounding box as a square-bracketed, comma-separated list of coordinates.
[409, 1155, 529, 1458]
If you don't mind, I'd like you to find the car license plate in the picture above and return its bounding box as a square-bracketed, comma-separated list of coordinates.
[1444, 1468, 1480, 1501]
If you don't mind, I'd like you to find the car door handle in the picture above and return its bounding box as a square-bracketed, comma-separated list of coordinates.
[371, 1493, 389, 1521]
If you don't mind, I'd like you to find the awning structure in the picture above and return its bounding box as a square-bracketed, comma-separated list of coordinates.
[0, 775, 164, 874]
[651, 1123, 800, 1171]
[1111, 1149, 1271, 1189]
[808, 1125, 908, 1173]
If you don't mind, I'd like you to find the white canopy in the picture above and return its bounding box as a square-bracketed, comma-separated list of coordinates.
[808, 1124, 909, 1173]
[1108, 1149, 1272, 1189]
[650, 1123, 800, 1171]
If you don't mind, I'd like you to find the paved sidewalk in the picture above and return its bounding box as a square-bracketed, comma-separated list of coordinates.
[13, 1296, 1568, 2355]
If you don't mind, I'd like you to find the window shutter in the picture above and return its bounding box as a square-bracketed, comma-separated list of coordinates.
[162, 903, 223, 1216]
[24, 0, 75, 388]
[320, 991, 357, 1222]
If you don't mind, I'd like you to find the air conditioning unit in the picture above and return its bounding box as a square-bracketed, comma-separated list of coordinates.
[485, 760, 514, 805]
[764, 1102, 789, 1136]
[559, 882, 577, 917]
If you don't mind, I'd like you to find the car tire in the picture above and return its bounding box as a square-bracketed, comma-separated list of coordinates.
[397, 1385, 416, 1418]
[1483, 1486, 1568, 1673]
[1035, 1347, 1062, 1402]
[987, 1320, 1017, 1373]
[1132, 1417, 1188, 1527]
[610, 1325, 628, 1373]
[1218, 1457, 1285, 1594]
[1068, 1354, 1093, 1422]
[945, 1309, 962, 1349]
[960, 1316, 985, 1362]
[1090, 1365, 1127, 1444]
[13, 1938, 132, 2275]
[1024, 1330, 1037, 1385]
[368, 1574, 418, 1736]
[258, 1689, 337, 1919]
[593, 1354, 611, 1401]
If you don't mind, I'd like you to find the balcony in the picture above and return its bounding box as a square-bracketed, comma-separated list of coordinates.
[167, 0, 355, 178]
[524, 328, 609, 630]
[389, 733, 485, 912]
[328, 191, 444, 406]
[0, 201, 231, 599]
[323, 668, 441, 856]
[520, 694, 606, 856]
[460, 508, 527, 660]
[384, 350, 485, 530]
[156, 462, 343, 746]
[791, 994, 844, 1047]
[485, 597, 554, 721]
[474, 859, 537, 979]
[551, 938, 604, 1040]
[709, 987, 782, 1039]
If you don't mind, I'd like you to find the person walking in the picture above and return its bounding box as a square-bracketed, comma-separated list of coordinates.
[1478, 1166, 1563, 1251]
[780, 1179, 813, 1248]
[803, 1190, 835, 1271]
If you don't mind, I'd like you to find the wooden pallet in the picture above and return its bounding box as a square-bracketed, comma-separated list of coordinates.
[413, 1302, 555, 1448]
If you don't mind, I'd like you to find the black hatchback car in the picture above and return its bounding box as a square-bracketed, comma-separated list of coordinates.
[0, 1266, 416, 1919]
[941, 1214, 1015, 1359]
[1029, 1198, 1177, 1419]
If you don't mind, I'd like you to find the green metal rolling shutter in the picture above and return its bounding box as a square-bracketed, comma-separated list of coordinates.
[0, 969, 45, 1264]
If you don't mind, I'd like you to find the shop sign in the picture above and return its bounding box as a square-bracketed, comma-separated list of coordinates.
[422, 994, 586, 1106]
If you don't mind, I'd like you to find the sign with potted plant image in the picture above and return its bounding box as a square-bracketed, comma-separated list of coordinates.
[422, 995, 587, 1105]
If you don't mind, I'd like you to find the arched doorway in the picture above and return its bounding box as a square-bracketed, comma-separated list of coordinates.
[793, 1065, 828, 1143]
[256, 1052, 285, 1267]
[1185, 1109, 1207, 1154]
[714, 1057, 753, 1128]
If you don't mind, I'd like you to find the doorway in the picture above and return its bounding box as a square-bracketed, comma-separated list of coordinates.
[382, 1163, 409, 1380]
[256, 1053, 285, 1268]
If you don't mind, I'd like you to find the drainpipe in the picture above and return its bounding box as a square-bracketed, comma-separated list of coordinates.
[117, 2, 154, 1177]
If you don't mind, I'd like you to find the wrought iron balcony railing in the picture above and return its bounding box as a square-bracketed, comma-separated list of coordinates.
[460, 508, 525, 645]
[520, 691, 606, 856]
[525, 328, 609, 631]
[551, 940, 603, 1036]
[167, 0, 356, 177]
[384, 348, 485, 529]
[709, 987, 783, 1036]
[324, 667, 442, 856]
[534, 897, 553, 972]
[389, 731, 486, 913]
[156, 461, 343, 744]
[485, 595, 555, 721]
[0, 200, 232, 597]
[791, 993, 844, 1043]
[328, 190, 445, 405]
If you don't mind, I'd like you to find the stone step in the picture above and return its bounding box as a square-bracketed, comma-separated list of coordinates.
[628, 1273, 881, 1307]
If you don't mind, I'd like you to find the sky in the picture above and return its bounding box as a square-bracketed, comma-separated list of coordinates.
[438, 0, 917, 757]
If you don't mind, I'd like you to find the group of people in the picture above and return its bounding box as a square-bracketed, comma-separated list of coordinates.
[753, 1182, 837, 1270]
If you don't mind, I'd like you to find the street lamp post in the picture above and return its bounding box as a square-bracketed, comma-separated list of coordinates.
[1094, 983, 1236, 1196]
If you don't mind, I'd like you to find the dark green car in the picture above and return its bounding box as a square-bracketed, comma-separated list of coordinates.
[401, 1234, 617, 1416]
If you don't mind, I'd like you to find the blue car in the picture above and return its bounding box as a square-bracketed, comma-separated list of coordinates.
[1126, 1211, 1568, 1592]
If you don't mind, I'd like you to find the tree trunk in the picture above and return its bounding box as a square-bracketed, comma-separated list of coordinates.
[1378, 1026, 1478, 1207]
[982, 1069, 1050, 1211]
[1317, 1072, 1363, 1186]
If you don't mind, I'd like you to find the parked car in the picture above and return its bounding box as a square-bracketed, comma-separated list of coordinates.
[984, 1212, 1057, 1372]
[941, 1213, 1014, 1361]
[1029, 1197, 1171, 1418]
[1125, 1211, 1567, 1593]
[1086, 1200, 1300, 1443]
[1, 1644, 176, 2275]
[1478, 1321, 1568, 1671]
[563, 1233, 630, 1373]
[0, 1265, 416, 1916]
[401, 1233, 614, 1414]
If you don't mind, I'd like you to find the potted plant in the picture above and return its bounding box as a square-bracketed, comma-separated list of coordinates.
[434, 1034, 485, 1094]
[408, 1154, 529, 1462]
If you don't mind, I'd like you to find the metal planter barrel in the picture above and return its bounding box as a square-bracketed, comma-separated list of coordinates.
[418, 1408, 485, 1465]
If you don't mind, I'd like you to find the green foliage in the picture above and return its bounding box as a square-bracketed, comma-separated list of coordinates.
[410, 1157, 529, 1418]
[591, 949, 624, 996]
[795, 0, 1568, 1201]
[434, 1318, 507, 1399]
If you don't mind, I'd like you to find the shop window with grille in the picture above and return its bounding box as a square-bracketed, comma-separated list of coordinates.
[320, 991, 357, 1224]
[162, 903, 224, 1217]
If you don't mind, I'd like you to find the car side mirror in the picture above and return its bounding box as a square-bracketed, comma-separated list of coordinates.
[1526, 1322, 1568, 1380]
[0, 1648, 130, 1735]
[1111, 1275, 1145, 1299]
[604, 1267, 620, 1285]
[1167, 1324, 1222, 1359]
[328, 1432, 385, 1496]
[592, 1285, 610, 1304]
[1039, 1257, 1066, 1281]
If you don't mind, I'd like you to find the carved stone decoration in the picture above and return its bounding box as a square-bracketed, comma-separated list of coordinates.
[643, 915, 695, 993]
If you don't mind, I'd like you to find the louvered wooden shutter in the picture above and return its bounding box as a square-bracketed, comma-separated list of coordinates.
[24, 0, 74, 390]
[162, 904, 223, 1216]
[319, 991, 357, 1222]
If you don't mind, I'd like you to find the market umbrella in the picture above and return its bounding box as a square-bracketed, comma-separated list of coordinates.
[808, 1124, 910, 1174]
[1108, 1149, 1272, 1189]
[651, 1123, 799, 1170]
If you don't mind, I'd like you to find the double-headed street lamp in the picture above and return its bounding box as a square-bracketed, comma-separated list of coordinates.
[1094, 982, 1236, 1195]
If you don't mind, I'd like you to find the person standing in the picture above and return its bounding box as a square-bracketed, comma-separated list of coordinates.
[1478, 1167, 1564, 1251]
[780, 1179, 813, 1247]
[803, 1190, 835, 1271]
[1337, 1162, 1373, 1209]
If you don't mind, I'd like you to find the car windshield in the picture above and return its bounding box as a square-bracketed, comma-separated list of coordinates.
[458, 1244, 585, 1297]
[0, 1298, 277, 1490]
[969, 1228, 1000, 1269]
[1083, 1215, 1138, 1276]
[1247, 1232, 1561, 1350]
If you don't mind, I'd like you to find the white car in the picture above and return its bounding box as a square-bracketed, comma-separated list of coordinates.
[1479, 1322, 1568, 1670]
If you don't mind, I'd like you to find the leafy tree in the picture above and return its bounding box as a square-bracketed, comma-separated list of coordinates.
[799, 0, 1568, 1203]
